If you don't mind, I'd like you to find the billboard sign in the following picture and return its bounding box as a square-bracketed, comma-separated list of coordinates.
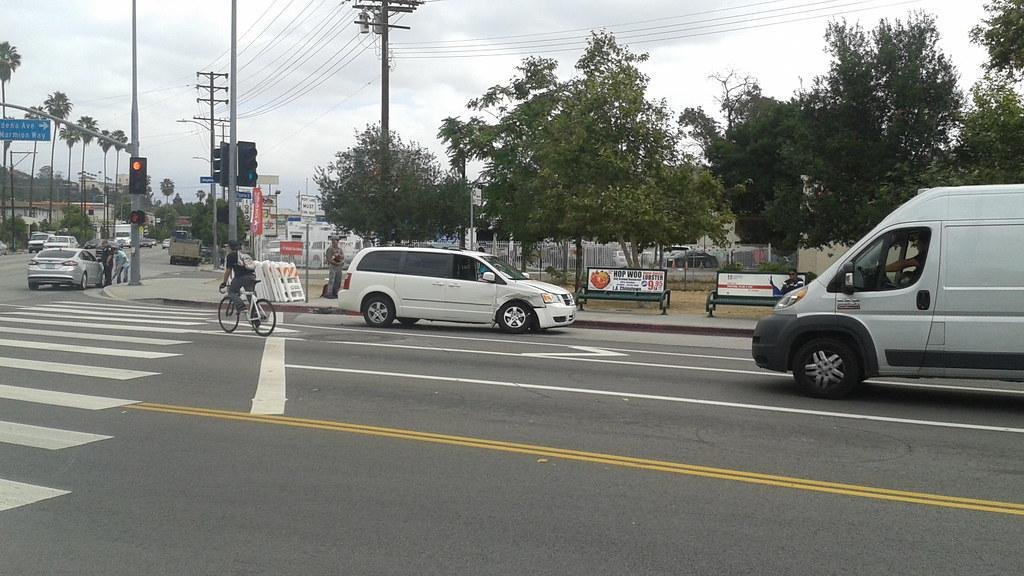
[587, 268, 666, 293]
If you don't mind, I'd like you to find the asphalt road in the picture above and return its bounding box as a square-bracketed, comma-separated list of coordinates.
[0, 248, 1021, 575]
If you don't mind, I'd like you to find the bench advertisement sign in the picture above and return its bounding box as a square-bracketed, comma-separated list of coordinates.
[588, 268, 665, 293]
[717, 273, 800, 297]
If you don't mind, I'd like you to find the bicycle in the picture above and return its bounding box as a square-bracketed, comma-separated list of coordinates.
[218, 280, 277, 336]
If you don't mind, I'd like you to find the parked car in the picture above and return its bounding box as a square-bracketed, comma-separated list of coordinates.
[753, 183, 1024, 399]
[28, 232, 54, 253]
[162, 238, 171, 249]
[140, 237, 157, 248]
[27, 248, 104, 290]
[666, 251, 719, 269]
[340, 247, 577, 333]
[43, 235, 79, 250]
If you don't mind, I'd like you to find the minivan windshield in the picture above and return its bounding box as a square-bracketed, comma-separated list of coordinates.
[31, 233, 50, 241]
[481, 255, 527, 280]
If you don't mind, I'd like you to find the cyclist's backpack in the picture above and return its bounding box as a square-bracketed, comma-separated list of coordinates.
[239, 252, 257, 271]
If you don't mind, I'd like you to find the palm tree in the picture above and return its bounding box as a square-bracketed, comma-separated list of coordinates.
[76, 116, 97, 240]
[99, 129, 113, 236]
[160, 178, 175, 204]
[197, 189, 206, 204]
[1, 41, 23, 228]
[59, 124, 79, 207]
[43, 91, 72, 224]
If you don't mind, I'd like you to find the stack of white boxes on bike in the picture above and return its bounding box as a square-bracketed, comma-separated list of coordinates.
[254, 261, 306, 303]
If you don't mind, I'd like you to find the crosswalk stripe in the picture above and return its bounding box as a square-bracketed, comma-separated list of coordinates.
[0, 385, 136, 410]
[57, 300, 214, 314]
[43, 303, 213, 318]
[0, 338, 179, 359]
[0, 478, 69, 512]
[0, 317, 198, 334]
[0, 326, 189, 346]
[0, 358, 157, 380]
[4, 310, 206, 326]
[0, 420, 112, 450]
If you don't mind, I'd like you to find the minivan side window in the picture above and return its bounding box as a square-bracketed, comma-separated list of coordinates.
[402, 252, 452, 278]
[357, 251, 401, 273]
[830, 228, 931, 292]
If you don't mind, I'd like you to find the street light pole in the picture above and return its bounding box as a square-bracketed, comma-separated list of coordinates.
[129, 0, 142, 285]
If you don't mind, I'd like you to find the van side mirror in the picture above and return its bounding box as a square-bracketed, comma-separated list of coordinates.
[481, 271, 496, 283]
[522, 272, 530, 279]
[841, 261, 856, 295]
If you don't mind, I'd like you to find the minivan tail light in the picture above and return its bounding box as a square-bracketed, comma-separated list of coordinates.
[342, 273, 351, 290]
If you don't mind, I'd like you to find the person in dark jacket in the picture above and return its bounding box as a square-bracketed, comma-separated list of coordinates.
[97, 239, 114, 287]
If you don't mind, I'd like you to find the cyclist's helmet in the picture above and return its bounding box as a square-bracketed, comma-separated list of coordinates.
[227, 240, 241, 250]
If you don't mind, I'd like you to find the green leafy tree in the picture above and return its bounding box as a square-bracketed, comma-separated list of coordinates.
[316, 125, 467, 242]
[971, 0, 1024, 79]
[57, 205, 93, 245]
[75, 115, 97, 240]
[954, 74, 1024, 183]
[795, 13, 962, 246]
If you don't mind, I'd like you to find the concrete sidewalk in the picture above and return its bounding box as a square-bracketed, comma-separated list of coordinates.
[101, 273, 757, 337]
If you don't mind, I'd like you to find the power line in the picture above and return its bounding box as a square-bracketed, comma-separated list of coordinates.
[239, 0, 328, 72]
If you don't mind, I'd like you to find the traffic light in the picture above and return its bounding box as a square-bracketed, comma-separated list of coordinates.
[129, 210, 147, 226]
[129, 157, 147, 195]
[212, 143, 228, 187]
[237, 141, 258, 187]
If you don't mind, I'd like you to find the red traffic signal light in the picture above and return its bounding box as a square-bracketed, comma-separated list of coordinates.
[129, 210, 146, 225]
[129, 156, 147, 195]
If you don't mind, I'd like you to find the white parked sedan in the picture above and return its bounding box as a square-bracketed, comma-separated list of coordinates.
[27, 248, 104, 290]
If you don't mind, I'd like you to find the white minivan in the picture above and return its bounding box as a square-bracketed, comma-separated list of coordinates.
[753, 184, 1024, 398]
[340, 247, 576, 332]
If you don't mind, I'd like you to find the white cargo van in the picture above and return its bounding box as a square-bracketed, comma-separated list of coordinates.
[340, 247, 576, 332]
[753, 184, 1024, 398]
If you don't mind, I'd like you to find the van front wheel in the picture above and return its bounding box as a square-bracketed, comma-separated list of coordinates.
[793, 338, 861, 399]
[497, 301, 533, 334]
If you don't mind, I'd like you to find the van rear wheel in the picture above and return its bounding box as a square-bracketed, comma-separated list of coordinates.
[363, 295, 395, 328]
[792, 338, 861, 399]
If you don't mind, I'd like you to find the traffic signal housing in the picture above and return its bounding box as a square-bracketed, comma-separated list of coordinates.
[128, 157, 147, 195]
[237, 141, 258, 187]
[212, 144, 228, 187]
[129, 210, 147, 226]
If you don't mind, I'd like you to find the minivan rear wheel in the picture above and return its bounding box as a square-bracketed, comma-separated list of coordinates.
[362, 295, 395, 328]
[792, 338, 861, 399]
[497, 301, 533, 334]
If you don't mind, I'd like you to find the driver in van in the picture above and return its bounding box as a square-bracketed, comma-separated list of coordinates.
[885, 234, 928, 285]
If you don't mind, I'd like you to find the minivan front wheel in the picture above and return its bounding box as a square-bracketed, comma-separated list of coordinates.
[497, 301, 533, 334]
[792, 338, 861, 399]
[362, 295, 395, 328]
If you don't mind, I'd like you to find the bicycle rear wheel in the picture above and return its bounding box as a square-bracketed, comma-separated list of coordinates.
[218, 296, 240, 333]
[251, 299, 277, 336]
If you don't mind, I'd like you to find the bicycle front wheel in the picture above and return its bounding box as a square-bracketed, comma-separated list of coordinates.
[218, 296, 240, 333]
[251, 299, 277, 336]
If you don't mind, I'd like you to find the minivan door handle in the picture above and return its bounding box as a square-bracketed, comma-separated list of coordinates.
[916, 290, 931, 311]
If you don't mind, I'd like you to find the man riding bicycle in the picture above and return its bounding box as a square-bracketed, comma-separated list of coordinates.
[220, 239, 257, 316]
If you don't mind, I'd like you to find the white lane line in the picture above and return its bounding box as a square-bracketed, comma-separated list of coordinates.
[3, 311, 205, 326]
[0, 326, 189, 346]
[0, 478, 69, 512]
[321, 340, 784, 378]
[525, 346, 627, 358]
[0, 338, 179, 359]
[287, 364, 1024, 435]
[0, 421, 112, 450]
[251, 337, 287, 414]
[0, 358, 158, 380]
[34, 304, 212, 319]
[0, 384, 136, 410]
[57, 300, 213, 314]
[0, 317, 200, 334]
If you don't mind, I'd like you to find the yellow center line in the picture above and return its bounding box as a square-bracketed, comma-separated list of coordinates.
[127, 402, 1024, 517]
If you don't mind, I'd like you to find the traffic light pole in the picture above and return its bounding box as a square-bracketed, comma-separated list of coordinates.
[129, 0, 142, 286]
[228, 0, 238, 243]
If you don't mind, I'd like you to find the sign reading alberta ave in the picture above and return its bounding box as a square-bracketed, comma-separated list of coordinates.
[0, 119, 50, 141]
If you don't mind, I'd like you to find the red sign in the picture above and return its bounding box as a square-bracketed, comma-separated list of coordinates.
[280, 241, 303, 256]
[252, 187, 264, 236]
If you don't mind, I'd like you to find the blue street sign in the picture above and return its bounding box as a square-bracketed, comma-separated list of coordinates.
[235, 190, 252, 200]
[199, 176, 215, 184]
[0, 119, 50, 141]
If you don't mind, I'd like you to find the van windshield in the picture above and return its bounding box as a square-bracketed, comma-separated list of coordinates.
[481, 255, 527, 280]
[31, 233, 50, 241]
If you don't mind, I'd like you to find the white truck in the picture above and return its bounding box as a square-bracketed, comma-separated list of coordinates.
[114, 223, 131, 248]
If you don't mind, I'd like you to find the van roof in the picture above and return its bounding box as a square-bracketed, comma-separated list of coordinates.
[883, 184, 1024, 227]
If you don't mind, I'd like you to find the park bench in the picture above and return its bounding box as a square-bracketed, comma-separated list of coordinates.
[576, 267, 671, 315]
[705, 271, 804, 317]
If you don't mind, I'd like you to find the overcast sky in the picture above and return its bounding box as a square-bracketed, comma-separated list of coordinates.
[3, 0, 989, 210]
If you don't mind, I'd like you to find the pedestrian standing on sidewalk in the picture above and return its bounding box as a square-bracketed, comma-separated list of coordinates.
[324, 237, 345, 298]
[98, 239, 114, 287]
[113, 246, 129, 284]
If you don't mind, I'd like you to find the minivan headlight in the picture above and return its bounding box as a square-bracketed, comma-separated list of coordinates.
[541, 293, 558, 304]
[776, 287, 807, 310]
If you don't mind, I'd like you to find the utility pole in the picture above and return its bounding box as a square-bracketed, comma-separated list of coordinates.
[195, 71, 228, 268]
[229, 0, 238, 242]
[355, 1, 423, 239]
